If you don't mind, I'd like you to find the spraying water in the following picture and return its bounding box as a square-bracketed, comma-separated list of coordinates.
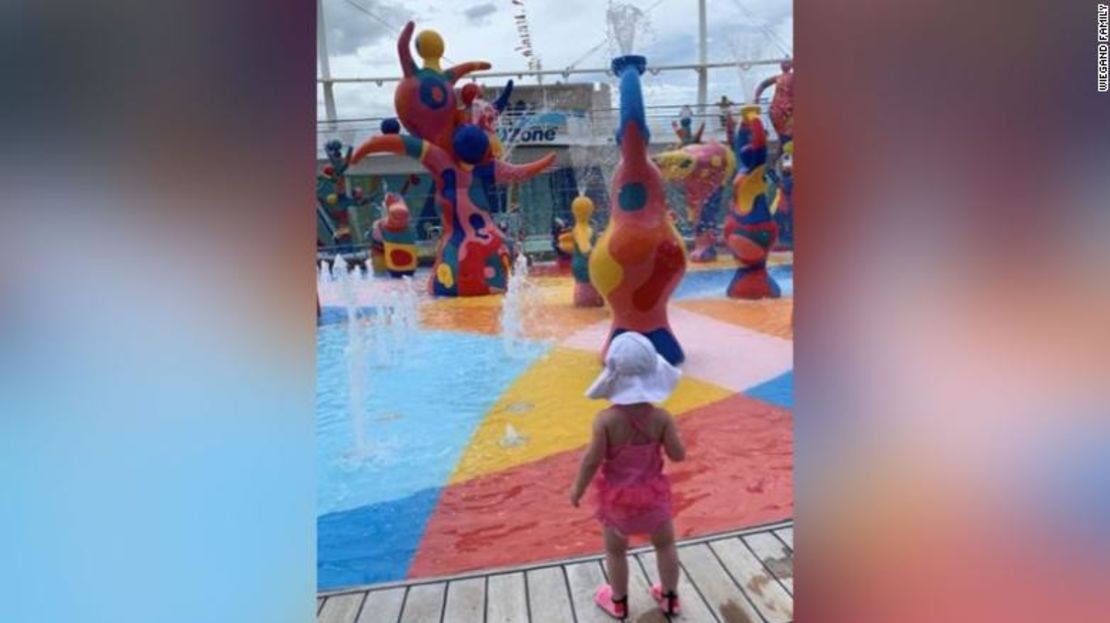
[606, 1, 647, 56]
[332, 255, 371, 459]
[319, 252, 423, 462]
[500, 252, 539, 358]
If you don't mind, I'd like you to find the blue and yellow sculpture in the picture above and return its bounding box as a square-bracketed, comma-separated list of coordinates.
[569, 196, 604, 308]
[724, 105, 780, 299]
[589, 55, 687, 365]
[351, 23, 555, 296]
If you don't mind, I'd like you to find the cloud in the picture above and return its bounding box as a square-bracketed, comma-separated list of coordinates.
[463, 3, 497, 24]
[321, 0, 414, 56]
[318, 0, 793, 119]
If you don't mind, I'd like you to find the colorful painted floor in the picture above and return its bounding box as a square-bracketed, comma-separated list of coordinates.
[316, 255, 793, 591]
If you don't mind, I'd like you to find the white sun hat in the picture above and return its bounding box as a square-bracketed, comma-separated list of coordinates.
[585, 332, 682, 405]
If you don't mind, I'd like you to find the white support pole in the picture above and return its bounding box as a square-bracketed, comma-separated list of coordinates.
[317, 0, 338, 130]
[697, 0, 708, 117]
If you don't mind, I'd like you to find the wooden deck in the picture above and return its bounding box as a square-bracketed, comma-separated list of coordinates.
[317, 520, 793, 622]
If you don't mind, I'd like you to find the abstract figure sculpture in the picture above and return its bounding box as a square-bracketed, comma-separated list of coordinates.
[350, 23, 555, 296]
[756, 60, 794, 250]
[552, 217, 573, 270]
[460, 80, 514, 159]
[724, 105, 780, 299]
[569, 196, 604, 308]
[589, 55, 687, 365]
[771, 141, 793, 248]
[316, 139, 356, 249]
[372, 192, 418, 278]
[671, 105, 701, 146]
[654, 127, 736, 263]
[754, 59, 794, 145]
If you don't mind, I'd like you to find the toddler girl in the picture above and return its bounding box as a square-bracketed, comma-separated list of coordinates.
[570, 332, 687, 619]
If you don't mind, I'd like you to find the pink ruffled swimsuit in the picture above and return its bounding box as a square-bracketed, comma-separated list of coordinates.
[593, 411, 673, 535]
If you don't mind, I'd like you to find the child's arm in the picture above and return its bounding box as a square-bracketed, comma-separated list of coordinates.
[661, 411, 686, 462]
[570, 415, 607, 507]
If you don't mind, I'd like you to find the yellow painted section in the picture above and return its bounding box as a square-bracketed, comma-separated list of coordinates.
[449, 346, 734, 485]
[724, 146, 737, 180]
[436, 262, 454, 289]
[588, 228, 622, 297]
[737, 164, 767, 216]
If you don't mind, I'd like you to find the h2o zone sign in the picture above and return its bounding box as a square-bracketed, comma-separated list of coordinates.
[498, 112, 574, 145]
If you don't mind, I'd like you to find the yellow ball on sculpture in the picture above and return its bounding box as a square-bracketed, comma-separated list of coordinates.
[571, 195, 594, 221]
[415, 30, 445, 70]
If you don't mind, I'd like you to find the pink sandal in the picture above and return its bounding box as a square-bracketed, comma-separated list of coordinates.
[651, 583, 681, 617]
[594, 584, 629, 620]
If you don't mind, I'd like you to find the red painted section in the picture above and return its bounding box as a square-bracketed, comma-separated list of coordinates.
[408, 392, 792, 579]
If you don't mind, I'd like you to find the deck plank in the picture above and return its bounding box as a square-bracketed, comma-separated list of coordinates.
[486, 572, 529, 623]
[399, 583, 445, 623]
[774, 527, 793, 550]
[743, 533, 794, 595]
[357, 587, 406, 623]
[614, 556, 669, 623]
[442, 577, 485, 623]
[565, 561, 613, 623]
[680, 543, 763, 623]
[711, 538, 793, 623]
[638, 550, 719, 622]
[318, 522, 795, 623]
[526, 566, 575, 622]
[317, 593, 365, 623]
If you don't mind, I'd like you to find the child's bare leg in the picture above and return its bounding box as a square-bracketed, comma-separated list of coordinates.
[602, 525, 629, 598]
[651, 520, 679, 593]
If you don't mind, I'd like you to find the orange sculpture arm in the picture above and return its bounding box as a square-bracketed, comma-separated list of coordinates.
[446, 61, 492, 82]
[494, 152, 556, 183]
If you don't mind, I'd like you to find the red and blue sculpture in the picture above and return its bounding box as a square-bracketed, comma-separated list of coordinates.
[351, 23, 555, 296]
[589, 55, 687, 365]
[724, 105, 780, 299]
[755, 59, 794, 250]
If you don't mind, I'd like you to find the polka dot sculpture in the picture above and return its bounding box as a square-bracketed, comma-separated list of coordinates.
[588, 55, 687, 365]
[372, 192, 418, 278]
[350, 22, 555, 296]
[724, 105, 781, 300]
[653, 129, 736, 263]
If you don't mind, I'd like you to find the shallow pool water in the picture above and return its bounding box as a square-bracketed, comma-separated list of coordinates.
[317, 261, 794, 590]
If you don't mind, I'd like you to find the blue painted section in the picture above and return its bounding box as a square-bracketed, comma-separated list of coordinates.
[611, 326, 684, 366]
[317, 486, 442, 590]
[697, 187, 723, 233]
[672, 265, 793, 300]
[492, 79, 514, 112]
[618, 182, 647, 211]
[316, 327, 550, 516]
[744, 371, 794, 409]
[418, 76, 448, 109]
[612, 55, 650, 146]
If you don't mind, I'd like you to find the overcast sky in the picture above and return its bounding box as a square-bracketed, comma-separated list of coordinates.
[318, 0, 792, 121]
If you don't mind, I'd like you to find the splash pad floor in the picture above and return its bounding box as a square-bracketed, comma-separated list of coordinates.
[317, 254, 793, 591]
